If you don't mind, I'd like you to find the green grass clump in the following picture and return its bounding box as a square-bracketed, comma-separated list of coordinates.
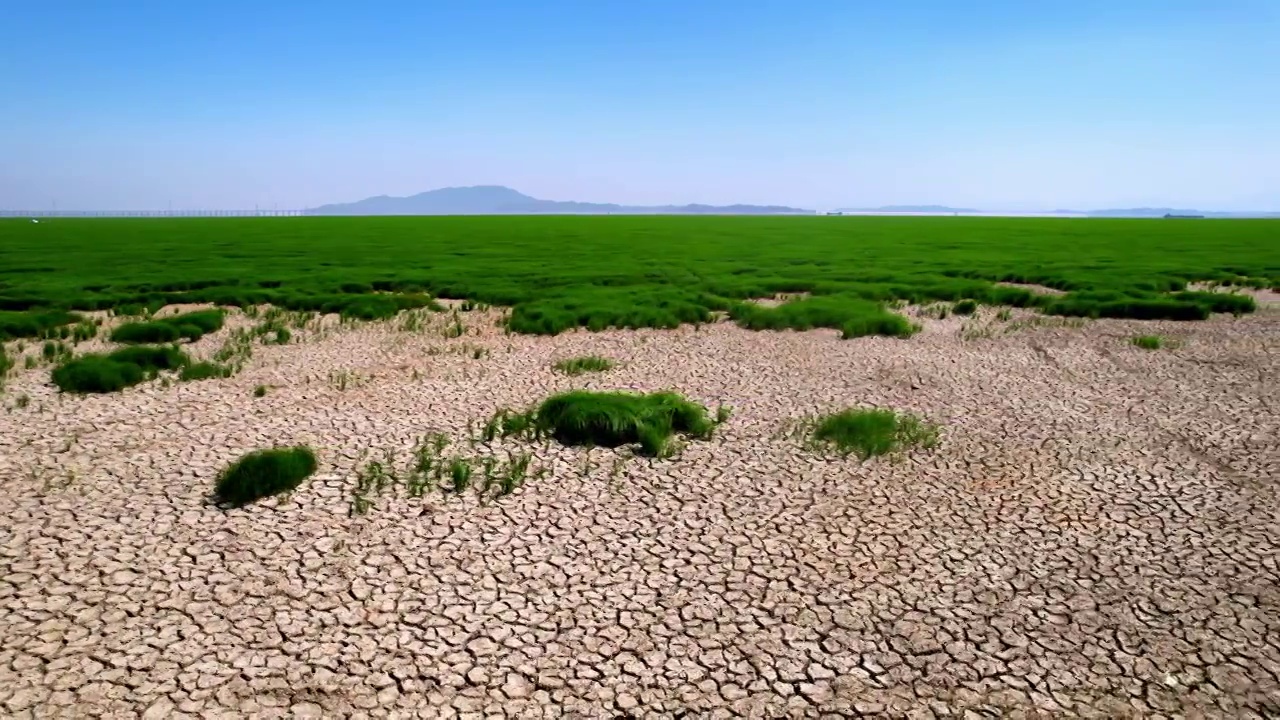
[1170, 290, 1256, 315]
[807, 408, 940, 460]
[0, 310, 81, 341]
[729, 295, 918, 339]
[106, 345, 187, 372]
[253, 384, 268, 397]
[213, 446, 318, 507]
[1131, 335, 1164, 350]
[180, 361, 234, 381]
[51, 345, 189, 394]
[526, 390, 716, 457]
[111, 309, 226, 344]
[953, 299, 978, 316]
[51, 355, 146, 394]
[552, 355, 616, 375]
[111, 321, 182, 343]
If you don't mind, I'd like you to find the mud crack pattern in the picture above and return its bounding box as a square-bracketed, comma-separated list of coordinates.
[1, 305, 1278, 718]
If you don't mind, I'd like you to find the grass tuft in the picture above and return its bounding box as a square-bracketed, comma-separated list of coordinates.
[807, 408, 940, 460]
[0, 344, 12, 389]
[552, 355, 616, 375]
[953, 299, 978, 316]
[447, 457, 473, 493]
[1131, 334, 1164, 350]
[214, 446, 318, 507]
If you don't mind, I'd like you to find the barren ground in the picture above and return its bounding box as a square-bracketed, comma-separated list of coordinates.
[1, 301, 1278, 719]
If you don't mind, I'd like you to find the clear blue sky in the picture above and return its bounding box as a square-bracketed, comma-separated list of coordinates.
[2, 1, 1277, 211]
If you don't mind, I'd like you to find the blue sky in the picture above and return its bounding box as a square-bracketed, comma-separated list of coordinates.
[2, 1, 1277, 211]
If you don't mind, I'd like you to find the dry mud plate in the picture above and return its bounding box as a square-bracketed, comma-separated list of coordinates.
[2, 305, 1279, 718]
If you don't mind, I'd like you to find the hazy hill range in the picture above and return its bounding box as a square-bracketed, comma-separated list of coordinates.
[837, 205, 980, 213]
[836, 206, 1280, 218]
[306, 186, 811, 215]
[1076, 208, 1280, 218]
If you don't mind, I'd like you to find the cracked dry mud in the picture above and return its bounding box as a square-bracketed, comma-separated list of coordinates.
[1, 304, 1278, 719]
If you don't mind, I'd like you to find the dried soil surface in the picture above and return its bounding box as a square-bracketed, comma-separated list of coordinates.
[2, 305, 1278, 718]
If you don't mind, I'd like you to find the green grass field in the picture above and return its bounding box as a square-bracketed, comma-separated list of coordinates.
[1, 216, 1276, 338]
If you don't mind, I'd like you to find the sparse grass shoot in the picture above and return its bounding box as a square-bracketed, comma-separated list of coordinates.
[214, 445, 318, 507]
[42, 340, 71, 363]
[552, 355, 615, 375]
[447, 457, 473, 493]
[261, 324, 291, 345]
[715, 404, 733, 425]
[443, 312, 465, 339]
[0, 344, 12, 387]
[180, 361, 234, 381]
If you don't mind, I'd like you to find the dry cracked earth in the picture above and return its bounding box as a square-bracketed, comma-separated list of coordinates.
[1, 297, 1278, 719]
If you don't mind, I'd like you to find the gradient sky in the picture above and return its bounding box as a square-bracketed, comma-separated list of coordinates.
[2, 0, 1277, 211]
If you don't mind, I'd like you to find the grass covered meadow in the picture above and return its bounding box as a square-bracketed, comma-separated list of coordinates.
[1, 216, 1276, 338]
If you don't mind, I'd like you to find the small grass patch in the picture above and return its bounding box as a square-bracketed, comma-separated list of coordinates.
[552, 355, 616, 375]
[180, 361, 234, 381]
[491, 390, 717, 457]
[806, 408, 940, 460]
[214, 445, 318, 507]
[953, 299, 978, 316]
[729, 295, 919, 339]
[51, 345, 189, 394]
[253, 384, 268, 397]
[111, 309, 226, 344]
[1131, 334, 1165, 350]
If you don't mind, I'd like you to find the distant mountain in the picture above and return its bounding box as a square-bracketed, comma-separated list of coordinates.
[306, 186, 811, 216]
[836, 205, 981, 214]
